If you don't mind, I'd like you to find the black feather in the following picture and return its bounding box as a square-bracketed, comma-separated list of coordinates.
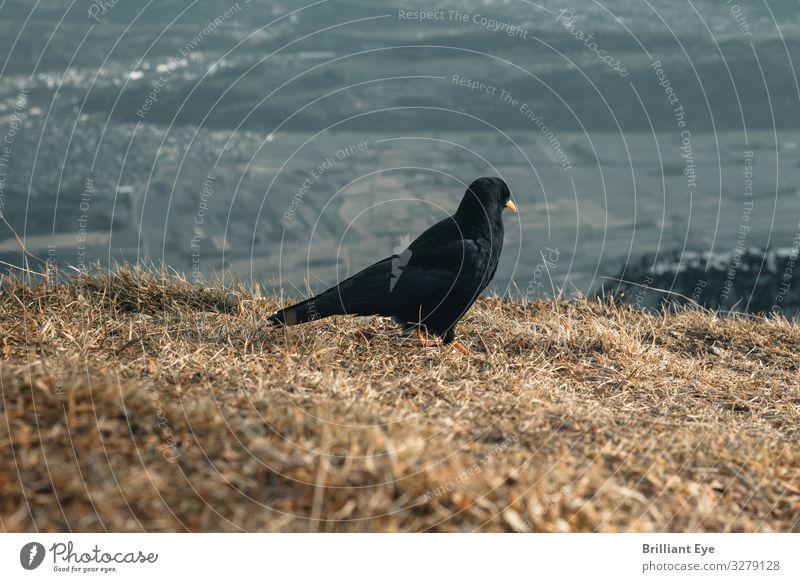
[269, 177, 514, 344]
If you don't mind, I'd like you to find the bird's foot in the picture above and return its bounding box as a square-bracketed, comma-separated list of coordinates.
[416, 327, 438, 347]
[416, 328, 471, 356]
[451, 340, 471, 355]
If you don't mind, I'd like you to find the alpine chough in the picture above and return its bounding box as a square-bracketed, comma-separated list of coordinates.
[269, 177, 517, 353]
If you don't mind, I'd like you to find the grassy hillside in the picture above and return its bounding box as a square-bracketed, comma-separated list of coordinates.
[1, 267, 798, 532]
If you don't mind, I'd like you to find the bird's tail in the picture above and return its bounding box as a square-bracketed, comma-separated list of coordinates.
[269, 291, 341, 326]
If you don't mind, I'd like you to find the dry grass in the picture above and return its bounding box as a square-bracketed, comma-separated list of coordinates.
[1, 266, 798, 532]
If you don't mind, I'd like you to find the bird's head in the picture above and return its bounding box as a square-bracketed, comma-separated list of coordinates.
[455, 177, 517, 221]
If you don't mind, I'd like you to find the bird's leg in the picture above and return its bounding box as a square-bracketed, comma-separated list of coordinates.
[416, 326, 438, 347]
[417, 329, 470, 355]
[441, 329, 470, 355]
[451, 340, 471, 355]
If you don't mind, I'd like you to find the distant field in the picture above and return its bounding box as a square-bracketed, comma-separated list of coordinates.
[1, 267, 798, 532]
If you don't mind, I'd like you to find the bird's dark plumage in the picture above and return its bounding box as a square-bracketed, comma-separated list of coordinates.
[269, 177, 516, 345]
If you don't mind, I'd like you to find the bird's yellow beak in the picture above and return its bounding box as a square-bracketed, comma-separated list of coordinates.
[505, 200, 518, 213]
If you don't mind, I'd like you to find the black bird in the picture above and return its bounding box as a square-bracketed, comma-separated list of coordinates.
[269, 177, 517, 353]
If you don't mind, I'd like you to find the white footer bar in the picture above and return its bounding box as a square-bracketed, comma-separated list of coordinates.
[1, 533, 797, 581]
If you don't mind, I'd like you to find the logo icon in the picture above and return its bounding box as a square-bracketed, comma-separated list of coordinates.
[20, 542, 46, 570]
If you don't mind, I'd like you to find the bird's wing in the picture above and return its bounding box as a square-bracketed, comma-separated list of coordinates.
[330, 236, 480, 316]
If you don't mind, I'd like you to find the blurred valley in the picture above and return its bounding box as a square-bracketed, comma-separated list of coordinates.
[2, 0, 800, 311]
